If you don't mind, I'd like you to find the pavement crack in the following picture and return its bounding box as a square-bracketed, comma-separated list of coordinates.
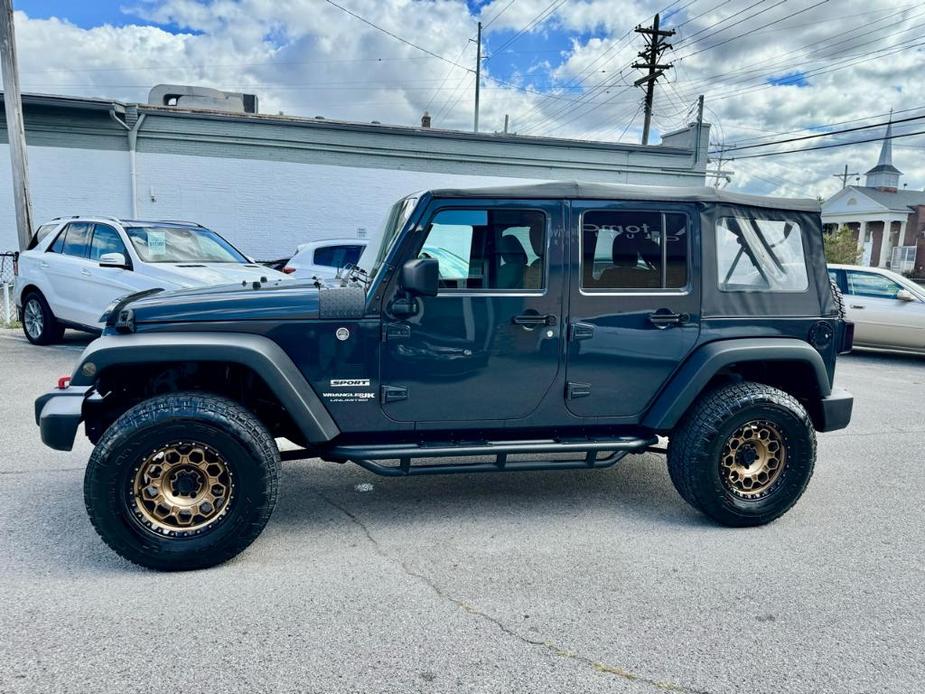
[318, 491, 710, 694]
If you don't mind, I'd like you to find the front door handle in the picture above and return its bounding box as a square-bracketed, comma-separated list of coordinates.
[849, 304, 865, 310]
[512, 313, 557, 327]
[648, 309, 689, 329]
[80, 268, 92, 277]
[40, 261, 48, 269]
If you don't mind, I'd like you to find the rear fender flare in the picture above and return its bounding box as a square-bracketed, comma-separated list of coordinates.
[641, 338, 831, 432]
[70, 332, 340, 443]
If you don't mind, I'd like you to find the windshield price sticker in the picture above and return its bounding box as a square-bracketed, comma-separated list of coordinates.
[147, 230, 167, 256]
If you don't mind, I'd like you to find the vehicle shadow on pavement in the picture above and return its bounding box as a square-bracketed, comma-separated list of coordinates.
[6, 455, 705, 576]
[270, 452, 709, 532]
[841, 349, 925, 365]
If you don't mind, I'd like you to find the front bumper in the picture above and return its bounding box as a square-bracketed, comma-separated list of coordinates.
[34, 386, 91, 451]
[817, 387, 853, 432]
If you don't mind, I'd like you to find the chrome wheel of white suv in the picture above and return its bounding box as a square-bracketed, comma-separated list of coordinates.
[24, 298, 44, 339]
[21, 292, 63, 345]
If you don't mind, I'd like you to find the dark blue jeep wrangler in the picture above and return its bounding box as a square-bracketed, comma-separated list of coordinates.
[35, 182, 853, 570]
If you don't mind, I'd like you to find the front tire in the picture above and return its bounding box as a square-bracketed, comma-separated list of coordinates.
[84, 393, 280, 571]
[667, 381, 816, 527]
[21, 291, 64, 345]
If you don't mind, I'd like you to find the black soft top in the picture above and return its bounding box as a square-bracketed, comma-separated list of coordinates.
[428, 181, 820, 213]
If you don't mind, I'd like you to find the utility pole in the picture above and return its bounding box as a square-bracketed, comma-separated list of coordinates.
[832, 164, 859, 189]
[0, 0, 33, 250]
[633, 13, 675, 146]
[474, 21, 481, 133]
[694, 94, 704, 165]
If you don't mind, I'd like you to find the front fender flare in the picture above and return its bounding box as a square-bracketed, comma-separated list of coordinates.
[641, 338, 831, 432]
[70, 332, 340, 443]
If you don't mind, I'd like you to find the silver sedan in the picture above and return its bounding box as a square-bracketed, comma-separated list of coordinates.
[828, 264, 925, 354]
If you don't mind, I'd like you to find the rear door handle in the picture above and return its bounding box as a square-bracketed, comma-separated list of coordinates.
[648, 309, 689, 329]
[40, 261, 48, 269]
[512, 313, 557, 327]
[849, 304, 865, 310]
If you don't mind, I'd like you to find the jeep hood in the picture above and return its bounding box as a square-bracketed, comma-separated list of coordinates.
[115, 280, 323, 324]
[144, 262, 289, 288]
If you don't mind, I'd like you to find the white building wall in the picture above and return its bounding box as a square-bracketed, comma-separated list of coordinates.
[135, 152, 547, 258]
[0, 144, 131, 252]
[0, 144, 547, 258]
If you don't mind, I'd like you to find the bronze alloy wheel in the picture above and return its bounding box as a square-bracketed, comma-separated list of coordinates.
[720, 420, 787, 499]
[130, 442, 234, 536]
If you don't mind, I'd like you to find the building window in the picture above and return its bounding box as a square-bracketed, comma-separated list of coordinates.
[581, 210, 688, 290]
[716, 216, 808, 292]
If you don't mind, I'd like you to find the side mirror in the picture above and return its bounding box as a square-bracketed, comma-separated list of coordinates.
[896, 289, 917, 302]
[400, 258, 439, 297]
[99, 252, 129, 269]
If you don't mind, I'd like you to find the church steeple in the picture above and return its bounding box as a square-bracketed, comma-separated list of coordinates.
[865, 112, 902, 191]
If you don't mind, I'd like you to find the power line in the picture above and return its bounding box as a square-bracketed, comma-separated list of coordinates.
[712, 112, 925, 154]
[322, 0, 473, 74]
[482, 0, 518, 29]
[486, 0, 568, 61]
[729, 127, 925, 160]
[669, 5, 925, 103]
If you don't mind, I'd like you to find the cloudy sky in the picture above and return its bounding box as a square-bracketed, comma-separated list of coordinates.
[8, 0, 925, 198]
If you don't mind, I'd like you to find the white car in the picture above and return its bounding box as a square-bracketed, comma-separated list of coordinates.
[15, 216, 288, 344]
[828, 264, 925, 354]
[281, 239, 368, 280]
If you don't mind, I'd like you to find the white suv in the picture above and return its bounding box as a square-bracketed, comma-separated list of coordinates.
[281, 239, 368, 280]
[15, 216, 289, 344]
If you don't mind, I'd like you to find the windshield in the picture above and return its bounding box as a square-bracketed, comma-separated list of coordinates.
[125, 226, 248, 264]
[367, 195, 419, 282]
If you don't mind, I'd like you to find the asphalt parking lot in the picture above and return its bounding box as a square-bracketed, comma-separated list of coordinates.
[1, 328, 923, 694]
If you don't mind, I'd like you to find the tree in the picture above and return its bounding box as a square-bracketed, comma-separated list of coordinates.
[824, 225, 860, 265]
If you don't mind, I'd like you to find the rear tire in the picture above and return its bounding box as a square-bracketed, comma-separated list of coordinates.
[84, 392, 280, 571]
[21, 291, 64, 345]
[667, 382, 816, 527]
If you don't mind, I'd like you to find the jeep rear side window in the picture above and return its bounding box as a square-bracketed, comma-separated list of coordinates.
[581, 210, 688, 290]
[716, 217, 808, 292]
[419, 209, 546, 290]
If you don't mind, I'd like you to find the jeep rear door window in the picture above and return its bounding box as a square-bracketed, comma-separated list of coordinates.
[581, 210, 688, 290]
[313, 244, 364, 268]
[125, 226, 247, 263]
[419, 209, 546, 290]
[716, 217, 808, 292]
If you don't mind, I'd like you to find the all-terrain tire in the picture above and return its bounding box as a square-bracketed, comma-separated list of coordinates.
[84, 392, 280, 571]
[667, 381, 816, 527]
[829, 276, 846, 320]
[21, 290, 64, 345]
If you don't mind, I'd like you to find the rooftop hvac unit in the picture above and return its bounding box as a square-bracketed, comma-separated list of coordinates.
[148, 84, 258, 114]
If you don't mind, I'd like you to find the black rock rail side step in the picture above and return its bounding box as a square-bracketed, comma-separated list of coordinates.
[281, 435, 657, 477]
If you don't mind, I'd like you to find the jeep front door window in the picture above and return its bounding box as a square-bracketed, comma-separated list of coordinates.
[417, 208, 546, 290]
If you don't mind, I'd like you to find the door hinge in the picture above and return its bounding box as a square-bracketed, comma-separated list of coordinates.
[568, 322, 595, 341]
[566, 382, 591, 399]
[381, 385, 408, 404]
[382, 322, 411, 341]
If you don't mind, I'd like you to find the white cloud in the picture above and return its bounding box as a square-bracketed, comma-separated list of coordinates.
[6, 0, 925, 199]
